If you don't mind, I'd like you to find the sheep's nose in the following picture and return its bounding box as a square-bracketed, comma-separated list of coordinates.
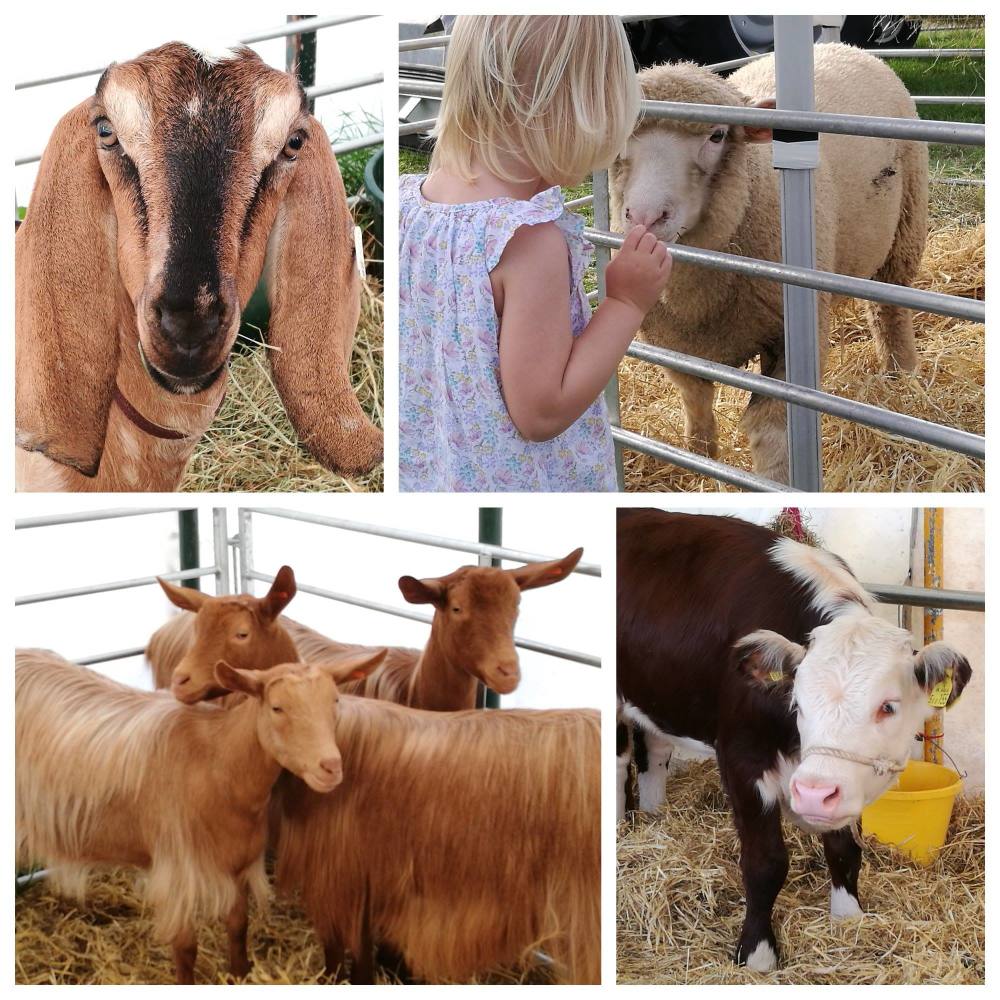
[625, 205, 674, 230]
[790, 778, 842, 819]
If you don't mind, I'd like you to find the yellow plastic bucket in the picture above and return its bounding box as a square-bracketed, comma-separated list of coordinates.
[861, 759, 962, 865]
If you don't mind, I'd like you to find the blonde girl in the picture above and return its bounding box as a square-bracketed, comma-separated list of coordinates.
[399, 15, 671, 491]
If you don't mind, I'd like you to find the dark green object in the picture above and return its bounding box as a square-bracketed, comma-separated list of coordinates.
[178, 510, 200, 590]
[477, 507, 503, 709]
[363, 147, 384, 277]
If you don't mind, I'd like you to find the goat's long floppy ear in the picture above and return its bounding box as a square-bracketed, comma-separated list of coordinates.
[322, 647, 389, 683]
[734, 629, 805, 686]
[265, 117, 382, 475]
[258, 565, 297, 619]
[15, 100, 119, 476]
[399, 575, 447, 607]
[508, 548, 584, 592]
[158, 577, 211, 613]
[914, 642, 972, 708]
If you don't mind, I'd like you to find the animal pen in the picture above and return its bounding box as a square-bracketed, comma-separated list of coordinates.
[14, 505, 600, 983]
[14, 15, 387, 493]
[617, 508, 985, 984]
[399, 15, 985, 492]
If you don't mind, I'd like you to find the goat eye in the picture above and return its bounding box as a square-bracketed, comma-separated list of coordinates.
[709, 129, 726, 144]
[272, 705, 283, 714]
[96, 120, 119, 148]
[235, 632, 249, 640]
[451, 607, 461, 614]
[282, 132, 305, 159]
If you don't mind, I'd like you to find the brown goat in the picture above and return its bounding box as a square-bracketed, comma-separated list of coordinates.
[148, 550, 584, 709]
[16, 42, 381, 491]
[275, 699, 601, 983]
[15, 647, 387, 983]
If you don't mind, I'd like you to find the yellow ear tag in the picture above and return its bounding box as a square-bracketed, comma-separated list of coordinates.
[768, 671, 783, 683]
[928, 668, 953, 709]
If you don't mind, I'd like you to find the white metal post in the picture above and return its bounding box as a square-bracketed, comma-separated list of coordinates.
[593, 169, 625, 488]
[774, 16, 823, 491]
[237, 509, 254, 594]
[212, 508, 230, 595]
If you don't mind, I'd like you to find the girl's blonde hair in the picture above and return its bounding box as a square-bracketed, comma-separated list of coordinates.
[431, 15, 641, 187]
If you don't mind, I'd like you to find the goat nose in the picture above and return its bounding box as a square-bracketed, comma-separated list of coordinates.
[173, 672, 191, 687]
[791, 779, 842, 818]
[154, 298, 224, 350]
[320, 756, 342, 777]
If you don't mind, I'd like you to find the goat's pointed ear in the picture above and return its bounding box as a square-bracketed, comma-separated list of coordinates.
[914, 642, 972, 708]
[16, 99, 119, 476]
[399, 575, 446, 607]
[322, 647, 388, 683]
[214, 660, 264, 698]
[264, 117, 382, 476]
[742, 98, 775, 143]
[259, 565, 296, 620]
[508, 548, 583, 592]
[158, 577, 210, 613]
[734, 629, 805, 686]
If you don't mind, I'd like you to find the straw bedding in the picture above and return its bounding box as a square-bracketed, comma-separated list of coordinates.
[181, 235, 384, 494]
[619, 222, 984, 492]
[617, 759, 985, 984]
[15, 867, 550, 985]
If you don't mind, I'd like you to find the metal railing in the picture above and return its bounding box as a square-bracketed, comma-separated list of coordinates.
[236, 508, 601, 668]
[399, 17, 985, 491]
[14, 15, 383, 168]
[13, 507, 601, 670]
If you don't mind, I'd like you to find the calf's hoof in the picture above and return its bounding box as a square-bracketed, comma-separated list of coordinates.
[736, 936, 779, 973]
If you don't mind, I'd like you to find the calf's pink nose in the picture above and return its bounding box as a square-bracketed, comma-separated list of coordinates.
[791, 778, 841, 818]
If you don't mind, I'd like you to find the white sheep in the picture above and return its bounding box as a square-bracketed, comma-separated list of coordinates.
[610, 43, 928, 481]
[15, 647, 385, 983]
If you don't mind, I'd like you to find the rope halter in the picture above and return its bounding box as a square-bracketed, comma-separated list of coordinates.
[800, 745, 908, 778]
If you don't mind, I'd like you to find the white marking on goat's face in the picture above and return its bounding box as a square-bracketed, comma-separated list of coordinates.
[185, 95, 202, 118]
[788, 614, 926, 826]
[99, 80, 153, 150]
[251, 88, 306, 173]
[615, 126, 730, 243]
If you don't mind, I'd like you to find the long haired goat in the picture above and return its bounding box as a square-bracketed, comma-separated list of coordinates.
[16, 42, 381, 491]
[15, 647, 385, 983]
[275, 699, 601, 984]
[149, 550, 583, 709]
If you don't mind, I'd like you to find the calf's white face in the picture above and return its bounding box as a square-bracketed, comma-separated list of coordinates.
[738, 613, 971, 831]
[614, 127, 731, 243]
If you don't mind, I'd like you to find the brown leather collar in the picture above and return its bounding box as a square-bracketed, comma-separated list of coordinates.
[112, 385, 224, 440]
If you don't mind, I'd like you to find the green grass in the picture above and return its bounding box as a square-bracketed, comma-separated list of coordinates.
[886, 25, 985, 180]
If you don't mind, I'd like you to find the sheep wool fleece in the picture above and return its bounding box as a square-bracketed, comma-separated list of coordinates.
[398, 173, 617, 492]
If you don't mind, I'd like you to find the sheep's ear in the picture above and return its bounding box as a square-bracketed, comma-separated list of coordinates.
[743, 98, 775, 143]
[264, 115, 382, 475]
[158, 577, 210, 613]
[914, 642, 972, 708]
[399, 575, 447, 607]
[258, 566, 297, 620]
[322, 648, 388, 683]
[734, 629, 805, 685]
[214, 660, 265, 697]
[508, 548, 583, 592]
[16, 99, 120, 476]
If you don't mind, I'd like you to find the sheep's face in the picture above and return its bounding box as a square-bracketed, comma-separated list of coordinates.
[613, 125, 734, 243]
[89, 43, 309, 394]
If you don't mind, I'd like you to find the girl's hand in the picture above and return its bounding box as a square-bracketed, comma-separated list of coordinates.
[605, 226, 672, 315]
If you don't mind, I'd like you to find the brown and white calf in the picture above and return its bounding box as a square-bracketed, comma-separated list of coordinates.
[15, 647, 386, 983]
[149, 550, 583, 710]
[617, 509, 971, 972]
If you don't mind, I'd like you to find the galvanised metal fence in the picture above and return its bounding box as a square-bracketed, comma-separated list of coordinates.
[399, 15, 985, 491]
[14, 14, 384, 168]
[13, 506, 601, 670]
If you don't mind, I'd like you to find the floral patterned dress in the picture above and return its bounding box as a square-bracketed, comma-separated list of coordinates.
[399, 173, 618, 492]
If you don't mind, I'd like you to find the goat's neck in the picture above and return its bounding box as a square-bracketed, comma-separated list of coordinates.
[211, 698, 281, 814]
[410, 622, 479, 711]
